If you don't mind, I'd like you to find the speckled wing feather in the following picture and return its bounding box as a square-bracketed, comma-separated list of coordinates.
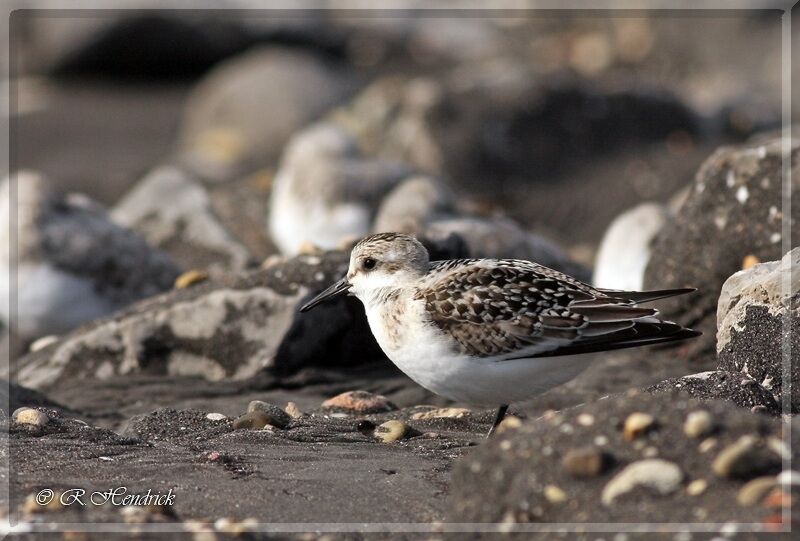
[416, 259, 698, 359]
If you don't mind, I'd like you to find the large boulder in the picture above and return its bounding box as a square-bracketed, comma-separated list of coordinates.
[176, 47, 356, 183]
[449, 391, 793, 525]
[0, 171, 181, 340]
[329, 73, 701, 194]
[644, 137, 799, 361]
[111, 166, 257, 274]
[717, 247, 799, 413]
[13, 251, 384, 390]
[593, 202, 669, 290]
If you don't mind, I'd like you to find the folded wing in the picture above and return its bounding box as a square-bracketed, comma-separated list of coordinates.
[418, 259, 699, 360]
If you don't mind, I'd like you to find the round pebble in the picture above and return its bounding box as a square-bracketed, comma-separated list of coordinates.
[496, 416, 522, 433]
[12, 407, 49, 426]
[375, 420, 410, 442]
[174, 269, 209, 289]
[601, 459, 683, 506]
[544, 485, 567, 504]
[246, 401, 291, 428]
[322, 391, 397, 414]
[742, 254, 760, 270]
[562, 447, 610, 478]
[205, 413, 228, 422]
[576, 413, 595, 426]
[623, 412, 655, 440]
[684, 410, 714, 438]
[686, 479, 708, 496]
[737, 476, 778, 506]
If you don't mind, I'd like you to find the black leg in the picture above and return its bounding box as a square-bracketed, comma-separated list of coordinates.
[487, 404, 509, 438]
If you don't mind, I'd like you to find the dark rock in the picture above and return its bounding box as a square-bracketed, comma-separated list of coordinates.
[449, 391, 788, 524]
[717, 247, 800, 413]
[13, 251, 384, 389]
[332, 74, 701, 194]
[49, 14, 256, 80]
[644, 137, 799, 363]
[646, 371, 780, 415]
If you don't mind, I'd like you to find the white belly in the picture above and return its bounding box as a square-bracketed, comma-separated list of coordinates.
[364, 299, 593, 407]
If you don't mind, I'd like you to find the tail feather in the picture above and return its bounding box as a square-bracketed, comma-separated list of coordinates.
[598, 287, 697, 304]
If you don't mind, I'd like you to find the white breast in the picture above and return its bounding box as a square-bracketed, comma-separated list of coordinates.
[362, 295, 594, 407]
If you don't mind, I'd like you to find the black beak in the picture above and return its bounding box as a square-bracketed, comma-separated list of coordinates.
[300, 277, 351, 312]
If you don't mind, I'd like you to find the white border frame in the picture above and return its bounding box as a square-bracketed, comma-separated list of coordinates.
[0, 0, 794, 535]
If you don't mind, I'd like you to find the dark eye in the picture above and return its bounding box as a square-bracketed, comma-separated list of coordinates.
[362, 257, 377, 271]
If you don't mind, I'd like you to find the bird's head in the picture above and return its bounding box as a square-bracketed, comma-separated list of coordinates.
[300, 233, 430, 311]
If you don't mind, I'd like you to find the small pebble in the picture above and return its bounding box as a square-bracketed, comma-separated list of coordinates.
[261, 255, 286, 269]
[737, 477, 778, 506]
[322, 390, 396, 414]
[623, 412, 655, 440]
[684, 410, 714, 438]
[742, 254, 760, 270]
[686, 479, 708, 496]
[232, 411, 270, 430]
[205, 413, 228, 422]
[174, 269, 209, 289]
[777, 469, 800, 486]
[762, 488, 791, 508]
[699, 438, 717, 453]
[562, 447, 610, 477]
[246, 401, 291, 428]
[576, 413, 595, 426]
[29, 335, 58, 352]
[496, 416, 522, 433]
[284, 402, 303, 419]
[642, 446, 659, 458]
[12, 407, 49, 426]
[601, 459, 683, 505]
[375, 420, 410, 442]
[712, 435, 781, 480]
[411, 407, 470, 420]
[544, 485, 567, 504]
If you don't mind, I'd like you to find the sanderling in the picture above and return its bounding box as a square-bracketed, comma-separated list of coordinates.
[1, 171, 181, 339]
[269, 123, 411, 255]
[301, 233, 700, 436]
